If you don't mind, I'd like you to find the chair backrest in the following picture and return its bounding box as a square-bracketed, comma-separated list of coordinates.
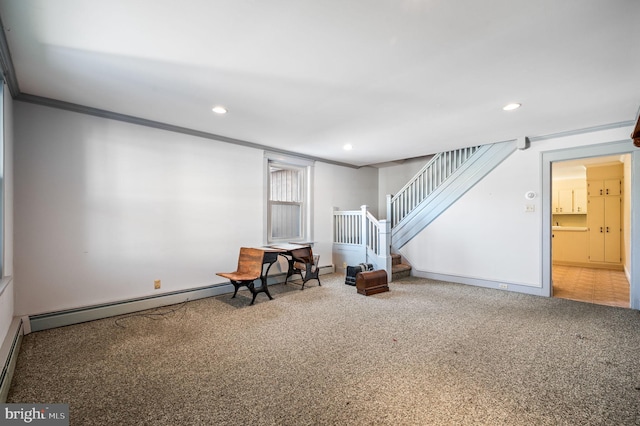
[237, 247, 265, 277]
[290, 247, 313, 264]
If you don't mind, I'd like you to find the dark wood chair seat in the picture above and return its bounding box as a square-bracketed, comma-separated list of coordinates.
[217, 247, 272, 305]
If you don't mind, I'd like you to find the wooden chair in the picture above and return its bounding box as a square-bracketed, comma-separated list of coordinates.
[287, 247, 321, 290]
[216, 247, 272, 305]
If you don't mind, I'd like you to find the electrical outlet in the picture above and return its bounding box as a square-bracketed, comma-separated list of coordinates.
[525, 204, 535, 212]
[154, 280, 161, 290]
[499, 283, 508, 289]
[343, 262, 347, 269]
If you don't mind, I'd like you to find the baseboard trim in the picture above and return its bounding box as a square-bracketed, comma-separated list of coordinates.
[552, 260, 624, 271]
[412, 269, 546, 297]
[0, 318, 23, 403]
[27, 266, 335, 333]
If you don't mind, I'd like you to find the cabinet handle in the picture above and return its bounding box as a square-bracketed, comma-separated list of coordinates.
[600, 227, 603, 233]
[606, 227, 609, 233]
[600, 189, 603, 195]
[606, 188, 609, 195]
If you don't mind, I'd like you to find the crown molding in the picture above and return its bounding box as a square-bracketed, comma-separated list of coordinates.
[15, 93, 360, 169]
[0, 13, 360, 169]
[529, 120, 635, 143]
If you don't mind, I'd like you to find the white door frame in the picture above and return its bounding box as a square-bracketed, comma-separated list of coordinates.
[541, 140, 639, 309]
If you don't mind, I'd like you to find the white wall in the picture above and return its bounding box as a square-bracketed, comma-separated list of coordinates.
[314, 161, 378, 262]
[0, 83, 15, 343]
[13, 102, 379, 316]
[402, 126, 635, 288]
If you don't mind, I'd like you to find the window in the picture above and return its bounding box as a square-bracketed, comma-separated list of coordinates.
[265, 153, 313, 244]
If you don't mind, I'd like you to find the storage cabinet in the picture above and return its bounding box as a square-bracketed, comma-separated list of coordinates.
[587, 191, 621, 263]
[588, 179, 621, 197]
[553, 189, 573, 213]
[573, 188, 587, 213]
[552, 187, 587, 214]
[552, 229, 588, 263]
[587, 164, 623, 265]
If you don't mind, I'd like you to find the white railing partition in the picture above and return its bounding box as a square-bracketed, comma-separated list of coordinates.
[366, 210, 380, 255]
[333, 209, 363, 245]
[333, 205, 392, 280]
[387, 146, 481, 228]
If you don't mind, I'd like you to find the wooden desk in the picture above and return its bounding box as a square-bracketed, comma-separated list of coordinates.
[238, 244, 314, 301]
[218, 244, 318, 305]
[268, 243, 320, 290]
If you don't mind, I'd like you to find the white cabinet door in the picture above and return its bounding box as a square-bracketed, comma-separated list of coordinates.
[558, 189, 573, 213]
[588, 194, 621, 264]
[604, 196, 621, 263]
[573, 188, 587, 213]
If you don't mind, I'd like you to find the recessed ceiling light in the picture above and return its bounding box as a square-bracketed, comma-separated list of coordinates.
[503, 103, 521, 111]
[212, 106, 228, 114]
[343, 144, 353, 151]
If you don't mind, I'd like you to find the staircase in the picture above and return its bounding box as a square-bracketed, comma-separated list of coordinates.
[392, 253, 411, 280]
[333, 140, 518, 281]
[389, 140, 517, 250]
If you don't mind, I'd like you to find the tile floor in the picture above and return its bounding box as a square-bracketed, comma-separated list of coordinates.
[552, 264, 630, 308]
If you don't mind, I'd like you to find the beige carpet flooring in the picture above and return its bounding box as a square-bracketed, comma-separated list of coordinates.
[8, 273, 640, 425]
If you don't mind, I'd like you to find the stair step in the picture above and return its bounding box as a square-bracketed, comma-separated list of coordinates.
[391, 253, 411, 280]
[392, 263, 411, 280]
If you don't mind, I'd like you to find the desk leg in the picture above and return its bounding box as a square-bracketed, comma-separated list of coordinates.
[279, 254, 296, 284]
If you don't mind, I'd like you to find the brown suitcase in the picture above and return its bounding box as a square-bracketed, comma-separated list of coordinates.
[355, 270, 389, 296]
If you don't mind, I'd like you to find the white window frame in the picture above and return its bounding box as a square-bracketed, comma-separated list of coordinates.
[264, 152, 314, 244]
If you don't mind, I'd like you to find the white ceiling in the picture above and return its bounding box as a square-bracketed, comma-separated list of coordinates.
[0, 0, 638, 167]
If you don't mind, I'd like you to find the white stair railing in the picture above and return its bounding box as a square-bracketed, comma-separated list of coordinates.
[333, 205, 391, 280]
[333, 143, 500, 279]
[333, 209, 363, 245]
[387, 146, 480, 228]
[365, 208, 390, 259]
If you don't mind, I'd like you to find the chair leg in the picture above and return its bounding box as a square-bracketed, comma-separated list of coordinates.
[242, 279, 273, 305]
[226, 276, 273, 306]
[231, 281, 241, 298]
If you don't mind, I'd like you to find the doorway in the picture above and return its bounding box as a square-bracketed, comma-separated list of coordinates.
[541, 139, 638, 309]
[550, 154, 631, 308]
